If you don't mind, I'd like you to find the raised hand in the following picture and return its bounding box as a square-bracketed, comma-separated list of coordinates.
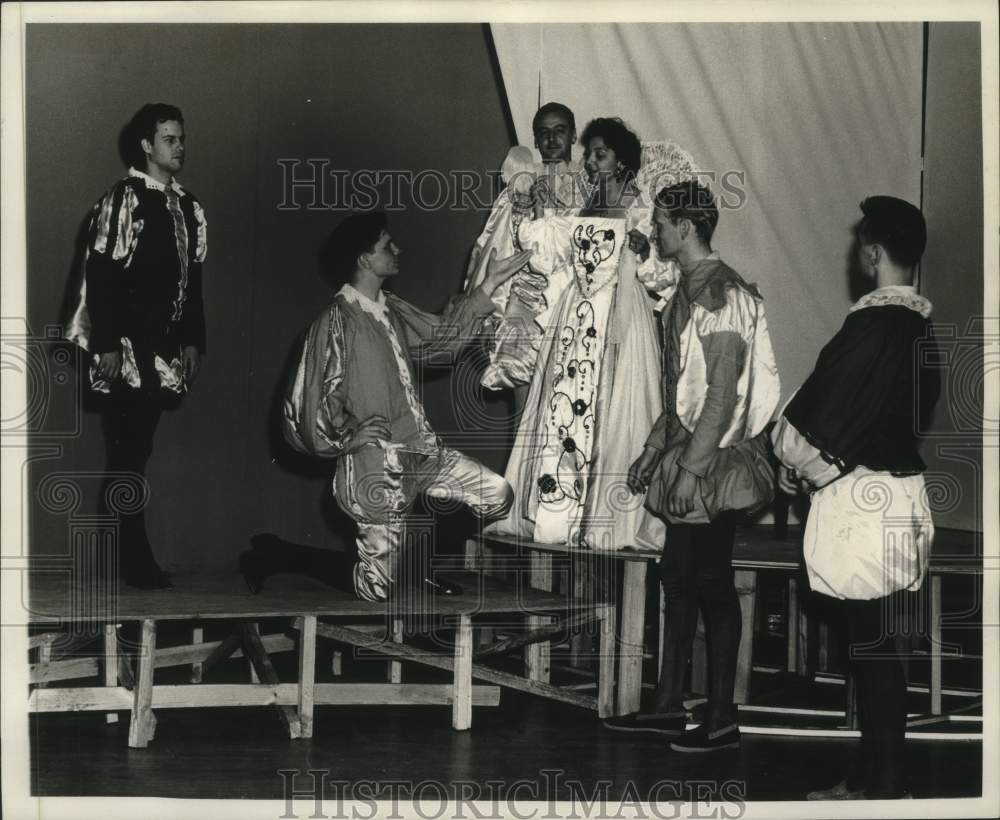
[530, 175, 554, 217]
[482, 248, 533, 295]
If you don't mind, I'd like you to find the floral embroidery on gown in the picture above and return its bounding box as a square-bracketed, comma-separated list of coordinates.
[531, 218, 623, 544]
[487, 140, 703, 551]
[488, 206, 668, 551]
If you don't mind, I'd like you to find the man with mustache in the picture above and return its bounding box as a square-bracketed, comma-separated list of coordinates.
[66, 103, 207, 589]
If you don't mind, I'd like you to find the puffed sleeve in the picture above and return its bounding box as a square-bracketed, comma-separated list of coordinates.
[677, 326, 746, 478]
[517, 215, 573, 281]
[283, 305, 358, 457]
[80, 181, 143, 354]
[474, 214, 575, 390]
[514, 214, 576, 321]
[770, 404, 843, 489]
[780, 306, 934, 481]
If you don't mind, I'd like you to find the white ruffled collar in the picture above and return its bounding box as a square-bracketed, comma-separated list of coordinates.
[850, 284, 932, 318]
[128, 167, 185, 195]
[338, 283, 389, 319]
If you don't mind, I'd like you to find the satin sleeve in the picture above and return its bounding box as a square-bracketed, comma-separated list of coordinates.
[517, 214, 574, 280]
[81, 182, 143, 354]
[770, 410, 843, 490]
[678, 329, 746, 478]
[389, 288, 495, 363]
[464, 191, 517, 296]
[283, 305, 358, 457]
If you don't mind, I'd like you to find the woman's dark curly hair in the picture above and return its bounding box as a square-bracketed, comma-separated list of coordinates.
[580, 117, 642, 180]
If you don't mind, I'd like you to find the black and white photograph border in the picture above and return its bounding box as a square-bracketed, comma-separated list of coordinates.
[1, 1, 998, 819]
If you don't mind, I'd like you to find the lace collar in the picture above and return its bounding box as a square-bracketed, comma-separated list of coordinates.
[850, 284, 932, 318]
[128, 167, 185, 195]
[338, 283, 389, 319]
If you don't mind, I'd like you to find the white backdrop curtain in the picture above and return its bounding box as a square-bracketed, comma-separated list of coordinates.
[490, 22, 924, 398]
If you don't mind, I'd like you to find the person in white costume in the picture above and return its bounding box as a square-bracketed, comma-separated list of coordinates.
[465, 102, 591, 391]
[489, 118, 699, 553]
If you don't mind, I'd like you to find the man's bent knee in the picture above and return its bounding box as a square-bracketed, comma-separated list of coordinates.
[478, 477, 513, 519]
[496, 481, 514, 515]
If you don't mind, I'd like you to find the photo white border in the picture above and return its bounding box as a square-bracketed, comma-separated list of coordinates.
[2, 2, 997, 819]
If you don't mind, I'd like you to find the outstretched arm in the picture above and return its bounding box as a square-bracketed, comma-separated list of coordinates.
[395, 249, 533, 360]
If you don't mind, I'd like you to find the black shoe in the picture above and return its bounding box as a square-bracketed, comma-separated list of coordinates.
[669, 723, 741, 752]
[124, 570, 174, 590]
[603, 712, 688, 736]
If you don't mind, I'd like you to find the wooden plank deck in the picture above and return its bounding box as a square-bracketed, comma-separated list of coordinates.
[26, 570, 591, 625]
[477, 526, 984, 718]
[26, 569, 613, 746]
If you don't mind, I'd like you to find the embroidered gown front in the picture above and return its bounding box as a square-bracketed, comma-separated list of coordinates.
[489, 206, 668, 551]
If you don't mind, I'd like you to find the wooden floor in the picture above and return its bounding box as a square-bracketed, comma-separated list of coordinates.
[28, 626, 983, 803]
[25, 547, 985, 804]
[30, 681, 982, 802]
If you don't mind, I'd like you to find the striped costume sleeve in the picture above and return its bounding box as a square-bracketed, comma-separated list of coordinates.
[85, 180, 141, 353]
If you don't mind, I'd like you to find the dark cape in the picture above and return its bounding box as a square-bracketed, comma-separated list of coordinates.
[783, 303, 940, 477]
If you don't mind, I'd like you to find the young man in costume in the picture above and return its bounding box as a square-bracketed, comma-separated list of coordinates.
[66, 102, 208, 590]
[464, 102, 590, 392]
[773, 196, 939, 799]
[247, 212, 530, 602]
[607, 180, 780, 752]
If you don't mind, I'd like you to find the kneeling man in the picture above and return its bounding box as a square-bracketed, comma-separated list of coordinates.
[276, 212, 529, 601]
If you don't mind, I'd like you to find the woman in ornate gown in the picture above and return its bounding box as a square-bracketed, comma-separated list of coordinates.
[490, 118, 699, 551]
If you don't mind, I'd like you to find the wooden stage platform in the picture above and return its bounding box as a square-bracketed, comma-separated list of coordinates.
[26, 570, 615, 748]
[26, 569, 597, 621]
[24, 527, 983, 749]
[473, 526, 985, 722]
